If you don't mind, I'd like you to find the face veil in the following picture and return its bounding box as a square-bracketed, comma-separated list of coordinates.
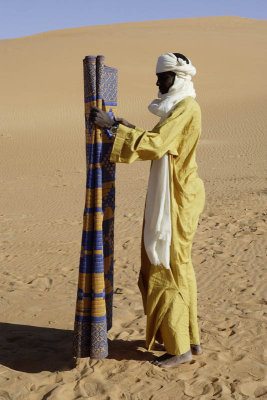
[148, 53, 197, 118]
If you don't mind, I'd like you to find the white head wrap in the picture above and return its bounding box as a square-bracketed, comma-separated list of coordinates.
[148, 52, 197, 118]
[156, 52, 196, 80]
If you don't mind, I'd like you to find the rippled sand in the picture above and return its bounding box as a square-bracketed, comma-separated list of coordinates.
[0, 16, 266, 400]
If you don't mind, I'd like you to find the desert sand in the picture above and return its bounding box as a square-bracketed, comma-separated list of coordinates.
[0, 16, 266, 400]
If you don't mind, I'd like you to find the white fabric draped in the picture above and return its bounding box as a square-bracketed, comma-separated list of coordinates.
[144, 53, 197, 269]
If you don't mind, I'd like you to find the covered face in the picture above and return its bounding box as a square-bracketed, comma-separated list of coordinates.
[148, 53, 197, 117]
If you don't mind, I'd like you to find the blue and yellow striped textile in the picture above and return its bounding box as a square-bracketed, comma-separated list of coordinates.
[73, 55, 118, 359]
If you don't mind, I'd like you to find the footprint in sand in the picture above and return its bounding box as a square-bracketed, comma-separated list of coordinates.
[122, 240, 130, 249]
[239, 382, 267, 398]
[27, 277, 53, 291]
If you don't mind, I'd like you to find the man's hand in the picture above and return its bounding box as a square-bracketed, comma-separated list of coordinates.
[89, 106, 136, 130]
[115, 117, 135, 129]
[89, 106, 114, 129]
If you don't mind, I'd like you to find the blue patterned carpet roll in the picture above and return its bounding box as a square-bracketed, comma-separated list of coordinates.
[73, 55, 118, 359]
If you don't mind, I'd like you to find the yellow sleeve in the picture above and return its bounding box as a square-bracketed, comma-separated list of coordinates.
[109, 101, 195, 164]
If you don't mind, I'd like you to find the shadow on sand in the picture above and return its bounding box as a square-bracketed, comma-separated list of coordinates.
[0, 322, 153, 373]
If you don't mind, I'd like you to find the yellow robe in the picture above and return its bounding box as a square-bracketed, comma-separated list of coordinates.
[110, 96, 205, 355]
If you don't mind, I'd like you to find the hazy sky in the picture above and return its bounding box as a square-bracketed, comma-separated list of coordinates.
[1, 0, 266, 39]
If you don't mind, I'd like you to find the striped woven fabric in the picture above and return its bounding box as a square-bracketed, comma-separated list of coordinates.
[73, 55, 118, 359]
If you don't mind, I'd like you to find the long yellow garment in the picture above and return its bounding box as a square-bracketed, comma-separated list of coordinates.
[110, 96, 205, 355]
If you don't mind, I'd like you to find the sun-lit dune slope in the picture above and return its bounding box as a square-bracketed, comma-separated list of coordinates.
[0, 16, 266, 194]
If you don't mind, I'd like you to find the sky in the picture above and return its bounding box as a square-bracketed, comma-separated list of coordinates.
[0, 0, 266, 40]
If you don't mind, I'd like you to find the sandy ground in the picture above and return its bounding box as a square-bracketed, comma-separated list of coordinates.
[0, 16, 266, 400]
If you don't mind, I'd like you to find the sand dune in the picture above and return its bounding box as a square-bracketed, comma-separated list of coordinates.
[0, 16, 266, 400]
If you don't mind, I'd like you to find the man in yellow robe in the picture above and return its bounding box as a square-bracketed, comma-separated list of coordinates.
[90, 52, 205, 368]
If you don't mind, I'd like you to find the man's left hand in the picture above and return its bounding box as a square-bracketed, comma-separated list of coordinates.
[89, 106, 114, 129]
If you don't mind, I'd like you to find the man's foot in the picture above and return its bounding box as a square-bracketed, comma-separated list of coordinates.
[191, 344, 202, 355]
[150, 349, 192, 368]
